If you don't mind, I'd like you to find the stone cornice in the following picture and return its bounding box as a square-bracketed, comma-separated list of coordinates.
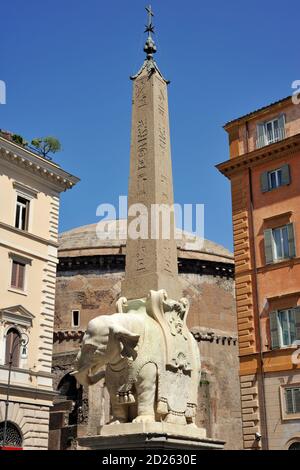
[0, 364, 53, 379]
[57, 254, 235, 279]
[53, 330, 84, 342]
[0, 136, 80, 191]
[216, 133, 300, 178]
[235, 255, 300, 277]
[223, 96, 291, 130]
[0, 383, 56, 401]
[191, 328, 238, 346]
[0, 221, 59, 248]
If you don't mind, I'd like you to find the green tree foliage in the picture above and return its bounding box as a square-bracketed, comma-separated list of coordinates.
[12, 134, 28, 146]
[31, 136, 61, 157]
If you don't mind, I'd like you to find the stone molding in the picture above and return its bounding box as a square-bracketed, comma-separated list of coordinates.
[57, 254, 234, 279]
[0, 137, 79, 191]
[217, 133, 300, 178]
[0, 221, 59, 248]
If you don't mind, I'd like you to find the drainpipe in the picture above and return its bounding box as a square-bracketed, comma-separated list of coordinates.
[248, 166, 269, 450]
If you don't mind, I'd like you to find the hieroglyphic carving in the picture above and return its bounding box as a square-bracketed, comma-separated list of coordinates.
[158, 125, 167, 151]
[160, 174, 169, 203]
[137, 119, 147, 167]
[163, 246, 172, 273]
[137, 118, 148, 190]
[157, 77, 166, 118]
[135, 77, 147, 107]
[137, 173, 147, 197]
[156, 79, 170, 203]
[136, 242, 146, 272]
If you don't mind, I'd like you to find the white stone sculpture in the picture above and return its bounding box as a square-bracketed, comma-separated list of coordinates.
[73, 289, 200, 426]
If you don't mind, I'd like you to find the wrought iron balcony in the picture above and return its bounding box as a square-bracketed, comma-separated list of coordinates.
[256, 126, 286, 149]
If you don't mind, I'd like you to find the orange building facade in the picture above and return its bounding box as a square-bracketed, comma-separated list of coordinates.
[217, 96, 300, 450]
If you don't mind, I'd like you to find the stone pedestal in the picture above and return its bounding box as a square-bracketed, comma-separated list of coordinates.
[78, 423, 225, 450]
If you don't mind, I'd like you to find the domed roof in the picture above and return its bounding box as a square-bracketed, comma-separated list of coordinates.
[58, 219, 233, 264]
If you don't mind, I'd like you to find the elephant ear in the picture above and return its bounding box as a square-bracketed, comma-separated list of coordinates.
[112, 325, 140, 359]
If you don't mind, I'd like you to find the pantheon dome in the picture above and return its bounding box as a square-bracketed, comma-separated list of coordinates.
[51, 220, 242, 450]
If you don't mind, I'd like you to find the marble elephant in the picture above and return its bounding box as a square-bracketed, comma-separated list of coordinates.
[72, 311, 165, 424]
[72, 293, 201, 425]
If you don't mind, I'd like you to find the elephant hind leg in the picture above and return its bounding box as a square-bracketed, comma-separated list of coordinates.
[133, 362, 157, 424]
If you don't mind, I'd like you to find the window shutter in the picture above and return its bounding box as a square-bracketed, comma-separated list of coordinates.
[295, 388, 300, 413]
[287, 223, 296, 258]
[270, 311, 280, 349]
[257, 123, 266, 148]
[278, 113, 286, 137]
[18, 263, 25, 290]
[264, 229, 274, 264]
[281, 164, 291, 186]
[285, 389, 294, 413]
[294, 307, 300, 341]
[11, 261, 18, 287]
[260, 171, 269, 193]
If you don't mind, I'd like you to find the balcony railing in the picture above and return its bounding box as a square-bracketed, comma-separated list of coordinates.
[256, 127, 286, 149]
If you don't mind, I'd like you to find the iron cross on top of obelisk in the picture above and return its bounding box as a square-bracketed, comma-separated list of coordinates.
[145, 5, 155, 36]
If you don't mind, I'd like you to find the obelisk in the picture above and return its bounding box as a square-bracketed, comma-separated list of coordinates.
[122, 5, 182, 301]
[76, 6, 225, 450]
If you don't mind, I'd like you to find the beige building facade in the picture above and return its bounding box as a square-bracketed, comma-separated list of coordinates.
[0, 135, 78, 449]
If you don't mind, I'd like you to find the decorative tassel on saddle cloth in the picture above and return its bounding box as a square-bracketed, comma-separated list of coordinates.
[116, 390, 135, 404]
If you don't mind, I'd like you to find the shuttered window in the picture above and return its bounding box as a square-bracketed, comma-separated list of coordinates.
[285, 387, 300, 414]
[11, 260, 25, 290]
[261, 164, 290, 193]
[264, 223, 296, 264]
[257, 114, 286, 149]
[270, 307, 300, 349]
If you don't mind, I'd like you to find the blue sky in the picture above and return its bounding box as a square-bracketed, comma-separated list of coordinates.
[1, 0, 298, 251]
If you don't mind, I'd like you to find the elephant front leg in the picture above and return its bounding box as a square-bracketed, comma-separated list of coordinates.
[109, 398, 128, 424]
[133, 362, 157, 424]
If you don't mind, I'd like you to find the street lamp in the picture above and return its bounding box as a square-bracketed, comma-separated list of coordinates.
[2, 332, 29, 449]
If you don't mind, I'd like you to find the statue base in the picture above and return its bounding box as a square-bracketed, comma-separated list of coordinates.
[77, 423, 225, 450]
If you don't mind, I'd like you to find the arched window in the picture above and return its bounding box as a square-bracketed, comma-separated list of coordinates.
[0, 421, 23, 448]
[5, 328, 21, 367]
[289, 441, 300, 450]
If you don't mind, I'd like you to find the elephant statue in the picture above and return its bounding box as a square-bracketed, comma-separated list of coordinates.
[72, 290, 201, 426]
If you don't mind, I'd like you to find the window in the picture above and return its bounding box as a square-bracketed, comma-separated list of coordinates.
[261, 164, 290, 192]
[268, 168, 282, 189]
[257, 114, 286, 148]
[5, 328, 21, 367]
[0, 422, 23, 449]
[264, 223, 295, 264]
[11, 260, 25, 290]
[285, 387, 300, 414]
[272, 226, 290, 260]
[270, 307, 300, 349]
[72, 310, 80, 328]
[15, 195, 30, 231]
[289, 442, 300, 450]
[265, 118, 281, 144]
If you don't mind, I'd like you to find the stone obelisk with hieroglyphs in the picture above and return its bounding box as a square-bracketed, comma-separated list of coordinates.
[122, 6, 181, 301]
[76, 7, 225, 450]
